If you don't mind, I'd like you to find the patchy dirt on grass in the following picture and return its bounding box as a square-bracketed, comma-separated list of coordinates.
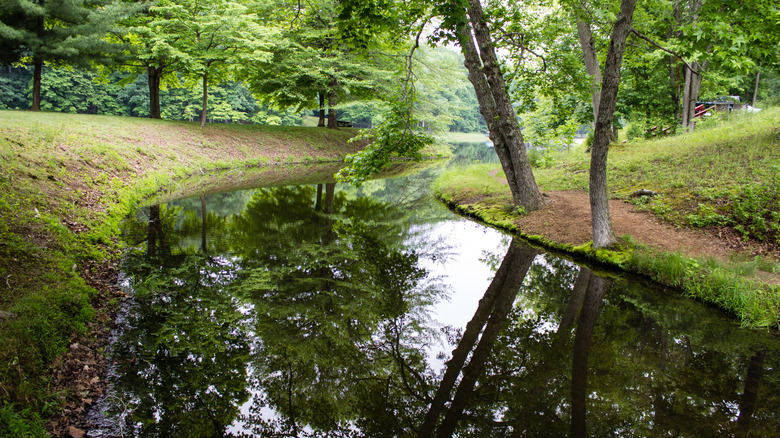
[518, 190, 779, 264]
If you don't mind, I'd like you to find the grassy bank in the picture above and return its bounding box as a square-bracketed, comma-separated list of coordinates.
[435, 108, 780, 329]
[0, 110, 446, 434]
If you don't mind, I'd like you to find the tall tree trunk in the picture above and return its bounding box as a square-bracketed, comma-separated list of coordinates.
[680, 0, 706, 132]
[318, 92, 326, 127]
[681, 66, 692, 129]
[201, 70, 208, 128]
[752, 67, 761, 107]
[670, 57, 680, 121]
[30, 9, 44, 111]
[30, 57, 43, 111]
[570, 274, 611, 438]
[682, 64, 703, 132]
[689, 66, 703, 133]
[327, 79, 338, 129]
[590, 0, 636, 248]
[576, 21, 602, 130]
[456, 1, 544, 212]
[147, 65, 163, 119]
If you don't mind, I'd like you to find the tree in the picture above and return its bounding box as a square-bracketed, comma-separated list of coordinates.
[588, 0, 636, 248]
[577, 18, 603, 131]
[337, 0, 545, 211]
[630, 0, 780, 132]
[110, 1, 187, 119]
[0, 0, 128, 110]
[166, 0, 272, 127]
[242, 0, 394, 129]
[450, 0, 545, 211]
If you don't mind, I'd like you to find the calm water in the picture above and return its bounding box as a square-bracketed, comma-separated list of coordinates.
[88, 144, 779, 437]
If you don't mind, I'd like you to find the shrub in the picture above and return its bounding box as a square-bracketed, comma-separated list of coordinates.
[731, 165, 780, 242]
[0, 403, 46, 438]
[686, 203, 729, 227]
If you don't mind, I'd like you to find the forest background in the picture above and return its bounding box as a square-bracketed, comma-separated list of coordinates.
[2, 0, 779, 148]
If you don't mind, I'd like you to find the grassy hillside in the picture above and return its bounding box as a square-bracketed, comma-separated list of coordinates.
[435, 108, 780, 328]
[0, 110, 431, 434]
[534, 109, 780, 242]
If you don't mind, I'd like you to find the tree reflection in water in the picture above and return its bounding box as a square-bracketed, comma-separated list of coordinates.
[96, 182, 780, 438]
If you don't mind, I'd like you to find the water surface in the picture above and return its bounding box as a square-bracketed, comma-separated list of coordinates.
[90, 152, 780, 437]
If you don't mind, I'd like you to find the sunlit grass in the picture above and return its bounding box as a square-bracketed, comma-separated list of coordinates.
[464, 108, 780, 227]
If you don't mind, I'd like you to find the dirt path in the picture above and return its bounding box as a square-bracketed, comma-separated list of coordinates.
[516, 191, 736, 260]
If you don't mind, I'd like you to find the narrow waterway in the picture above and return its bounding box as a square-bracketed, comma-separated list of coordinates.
[88, 144, 779, 437]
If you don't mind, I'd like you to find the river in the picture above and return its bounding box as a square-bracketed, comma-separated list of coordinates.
[87, 143, 779, 437]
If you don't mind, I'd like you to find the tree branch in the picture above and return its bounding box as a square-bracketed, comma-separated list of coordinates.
[629, 29, 699, 74]
[493, 30, 548, 71]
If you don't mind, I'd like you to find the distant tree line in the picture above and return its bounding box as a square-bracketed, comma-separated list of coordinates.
[0, 0, 487, 132]
[0, 53, 488, 132]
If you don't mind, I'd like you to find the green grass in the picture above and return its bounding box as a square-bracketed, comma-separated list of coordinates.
[433, 108, 780, 329]
[302, 115, 320, 127]
[433, 163, 521, 230]
[534, 108, 780, 231]
[628, 247, 780, 328]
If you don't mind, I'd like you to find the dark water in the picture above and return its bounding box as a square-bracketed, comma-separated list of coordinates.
[89, 144, 779, 437]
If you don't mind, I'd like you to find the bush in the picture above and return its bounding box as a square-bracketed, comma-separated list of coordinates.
[731, 165, 780, 242]
[686, 203, 729, 227]
[626, 121, 645, 140]
[527, 147, 553, 168]
[582, 131, 593, 150]
[0, 403, 46, 438]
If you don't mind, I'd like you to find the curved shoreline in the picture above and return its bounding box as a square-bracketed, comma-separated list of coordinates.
[435, 187, 780, 331]
[0, 111, 447, 435]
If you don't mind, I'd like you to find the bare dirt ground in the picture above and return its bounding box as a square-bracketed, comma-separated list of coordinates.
[517, 190, 777, 262]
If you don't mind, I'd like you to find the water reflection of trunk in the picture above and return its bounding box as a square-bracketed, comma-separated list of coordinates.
[324, 183, 336, 214]
[652, 328, 669, 431]
[570, 272, 611, 438]
[419, 239, 540, 438]
[735, 351, 766, 438]
[556, 268, 592, 344]
[314, 183, 336, 213]
[201, 195, 208, 253]
[147, 204, 170, 257]
[315, 184, 324, 211]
